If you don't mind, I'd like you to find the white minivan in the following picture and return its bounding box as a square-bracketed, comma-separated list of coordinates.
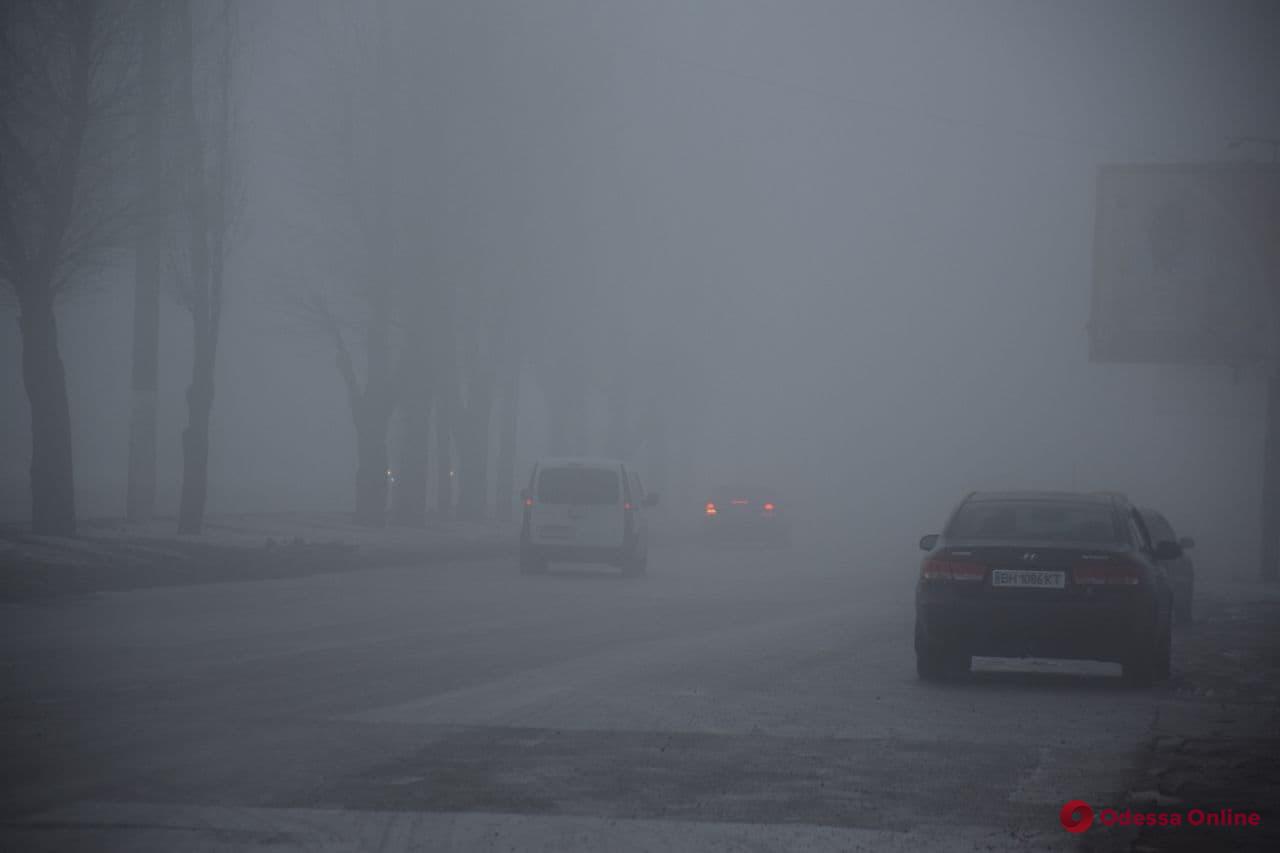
[519, 457, 658, 576]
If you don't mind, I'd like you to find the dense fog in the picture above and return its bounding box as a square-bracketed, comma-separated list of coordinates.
[2, 0, 1277, 571]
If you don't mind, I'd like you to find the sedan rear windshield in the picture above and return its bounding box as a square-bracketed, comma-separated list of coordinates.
[946, 501, 1122, 544]
[711, 487, 772, 502]
[536, 467, 620, 505]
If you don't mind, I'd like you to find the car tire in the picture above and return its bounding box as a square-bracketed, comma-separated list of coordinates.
[1155, 620, 1173, 681]
[519, 545, 547, 575]
[622, 546, 647, 577]
[1123, 624, 1169, 687]
[1175, 586, 1193, 625]
[1122, 654, 1154, 687]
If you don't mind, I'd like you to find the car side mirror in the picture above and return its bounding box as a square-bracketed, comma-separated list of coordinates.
[643, 492, 659, 508]
[1178, 536, 1195, 550]
[1153, 540, 1182, 561]
[919, 533, 939, 551]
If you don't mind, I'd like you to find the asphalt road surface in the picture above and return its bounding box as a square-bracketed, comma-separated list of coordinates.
[2, 538, 1174, 851]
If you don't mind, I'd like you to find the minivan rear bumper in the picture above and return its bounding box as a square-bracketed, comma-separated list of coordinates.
[524, 544, 633, 565]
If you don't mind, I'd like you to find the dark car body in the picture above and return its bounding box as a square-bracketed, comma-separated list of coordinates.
[1139, 508, 1195, 624]
[702, 485, 790, 545]
[914, 491, 1179, 684]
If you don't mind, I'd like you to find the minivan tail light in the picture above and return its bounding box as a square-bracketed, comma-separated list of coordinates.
[705, 502, 717, 516]
[523, 497, 534, 508]
[921, 558, 986, 582]
[762, 502, 776, 513]
[1073, 561, 1141, 585]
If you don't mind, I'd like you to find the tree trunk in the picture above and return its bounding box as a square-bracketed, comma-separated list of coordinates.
[125, 296, 159, 522]
[19, 301, 77, 536]
[456, 366, 493, 522]
[433, 327, 457, 519]
[177, 357, 213, 534]
[547, 384, 571, 456]
[432, 389, 452, 518]
[125, 0, 168, 523]
[606, 381, 629, 461]
[392, 383, 431, 526]
[353, 399, 391, 527]
[494, 358, 519, 521]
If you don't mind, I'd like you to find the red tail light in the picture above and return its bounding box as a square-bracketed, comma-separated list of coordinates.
[705, 502, 717, 516]
[624, 502, 634, 511]
[523, 497, 533, 508]
[1073, 559, 1141, 585]
[762, 502, 776, 513]
[921, 558, 986, 582]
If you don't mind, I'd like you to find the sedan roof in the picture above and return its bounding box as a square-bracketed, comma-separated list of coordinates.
[969, 490, 1117, 505]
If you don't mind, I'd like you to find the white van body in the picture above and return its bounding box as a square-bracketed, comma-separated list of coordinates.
[519, 457, 655, 574]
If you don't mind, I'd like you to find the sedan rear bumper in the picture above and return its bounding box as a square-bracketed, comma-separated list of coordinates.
[704, 517, 789, 540]
[915, 596, 1158, 663]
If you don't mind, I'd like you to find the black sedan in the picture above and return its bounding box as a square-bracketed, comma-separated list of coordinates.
[914, 490, 1180, 685]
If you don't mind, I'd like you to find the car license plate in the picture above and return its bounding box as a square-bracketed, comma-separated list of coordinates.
[539, 525, 573, 540]
[991, 569, 1065, 589]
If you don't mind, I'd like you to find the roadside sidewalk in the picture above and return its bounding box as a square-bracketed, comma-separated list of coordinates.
[0, 512, 517, 602]
[1087, 579, 1280, 853]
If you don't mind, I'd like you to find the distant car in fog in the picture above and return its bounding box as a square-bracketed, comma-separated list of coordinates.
[1139, 507, 1196, 624]
[702, 485, 790, 546]
[914, 490, 1181, 685]
[519, 458, 658, 576]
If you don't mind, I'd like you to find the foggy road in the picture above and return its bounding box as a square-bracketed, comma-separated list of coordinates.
[2, 540, 1171, 851]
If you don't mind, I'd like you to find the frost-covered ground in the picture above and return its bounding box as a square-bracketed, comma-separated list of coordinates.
[0, 512, 516, 600]
[2, 541, 1276, 852]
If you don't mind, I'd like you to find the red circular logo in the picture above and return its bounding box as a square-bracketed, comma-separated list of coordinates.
[1060, 800, 1094, 833]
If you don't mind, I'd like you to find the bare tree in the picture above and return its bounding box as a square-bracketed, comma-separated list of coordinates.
[173, 0, 237, 534]
[452, 286, 500, 522]
[492, 296, 521, 521]
[391, 282, 439, 527]
[126, 0, 181, 523]
[272, 0, 425, 527]
[1, 0, 140, 535]
[433, 291, 458, 519]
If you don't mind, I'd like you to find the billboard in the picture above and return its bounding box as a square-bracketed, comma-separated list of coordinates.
[1090, 163, 1280, 366]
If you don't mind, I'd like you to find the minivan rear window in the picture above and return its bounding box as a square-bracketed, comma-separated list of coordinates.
[536, 467, 620, 505]
[946, 501, 1121, 544]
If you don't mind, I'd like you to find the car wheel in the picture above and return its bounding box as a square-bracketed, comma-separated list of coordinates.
[1122, 627, 1168, 687]
[519, 546, 547, 575]
[622, 547, 647, 577]
[1175, 586, 1193, 625]
[1155, 620, 1172, 681]
[1122, 654, 1154, 687]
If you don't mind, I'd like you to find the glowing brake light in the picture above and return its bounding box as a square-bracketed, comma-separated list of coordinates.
[921, 558, 986, 582]
[762, 502, 776, 513]
[523, 497, 533, 508]
[705, 501, 718, 516]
